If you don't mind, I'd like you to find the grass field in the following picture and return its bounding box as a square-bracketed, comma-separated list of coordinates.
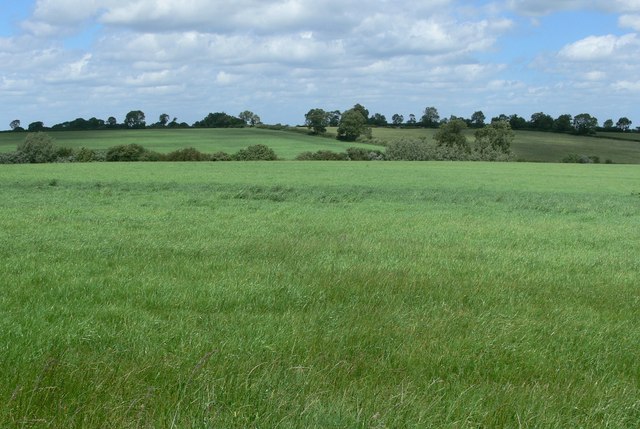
[1, 161, 639, 427]
[0, 128, 382, 160]
[1, 127, 640, 162]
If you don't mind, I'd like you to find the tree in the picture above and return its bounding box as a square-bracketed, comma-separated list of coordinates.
[337, 108, 367, 141]
[553, 114, 574, 133]
[616, 117, 632, 132]
[407, 114, 417, 125]
[328, 110, 341, 127]
[159, 113, 170, 126]
[573, 113, 598, 135]
[530, 112, 554, 131]
[16, 132, 56, 163]
[124, 110, 146, 129]
[470, 111, 485, 128]
[239, 110, 261, 127]
[434, 118, 468, 151]
[193, 112, 244, 128]
[421, 106, 440, 128]
[491, 114, 509, 124]
[369, 113, 387, 126]
[509, 114, 527, 130]
[28, 121, 45, 132]
[10, 119, 21, 131]
[391, 114, 404, 126]
[352, 104, 369, 122]
[474, 121, 514, 154]
[107, 116, 118, 128]
[603, 119, 614, 130]
[304, 108, 330, 134]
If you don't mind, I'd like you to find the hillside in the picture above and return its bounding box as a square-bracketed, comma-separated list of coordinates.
[1, 127, 639, 163]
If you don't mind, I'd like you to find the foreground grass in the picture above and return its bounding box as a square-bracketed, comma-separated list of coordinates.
[1, 162, 639, 427]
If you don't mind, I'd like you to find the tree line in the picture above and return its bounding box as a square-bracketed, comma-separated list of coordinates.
[7, 110, 261, 132]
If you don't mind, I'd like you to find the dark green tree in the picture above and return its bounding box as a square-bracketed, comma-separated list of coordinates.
[352, 104, 369, 122]
[573, 113, 598, 135]
[616, 117, 632, 131]
[470, 111, 485, 128]
[420, 106, 440, 128]
[28, 121, 45, 132]
[434, 118, 468, 151]
[603, 119, 614, 130]
[474, 121, 514, 154]
[9, 119, 21, 131]
[369, 113, 387, 126]
[304, 108, 330, 134]
[337, 109, 367, 141]
[553, 114, 574, 133]
[530, 112, 554, 131]
[391, 114, 404, 126]
[239, 110, 261, 126]
[124, 110, 146, 129]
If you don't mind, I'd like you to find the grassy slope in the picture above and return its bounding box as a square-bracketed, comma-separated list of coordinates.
[0, 128, 382, 160]
[1, 162, 639, 427]
[2, 127, 639, 162]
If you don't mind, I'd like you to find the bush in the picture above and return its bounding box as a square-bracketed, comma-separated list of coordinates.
[165, 147, 209, 161]
[232, 144, 278, 161]
[562, 154, 595, 164]
[0, 151, 28, 164]
[210, 151, 232, 161]
[106, 144, 151, 162]
[295, 150, 347, 160]
[385, 138, 432, 160]
[74, 147, 98, 162]
[346, 147, 385, 161]
[16, 132, 57, 163]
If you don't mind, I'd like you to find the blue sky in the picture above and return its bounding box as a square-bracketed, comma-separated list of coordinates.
[1, 0, 640, 128]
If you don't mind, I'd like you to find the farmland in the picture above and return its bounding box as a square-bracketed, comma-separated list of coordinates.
[1, 127, 640, 162]
[1, 161, 639, 427]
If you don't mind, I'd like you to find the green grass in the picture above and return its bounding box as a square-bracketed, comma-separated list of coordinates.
[0, 128, 383, 160]
[1, 162, 639, 427]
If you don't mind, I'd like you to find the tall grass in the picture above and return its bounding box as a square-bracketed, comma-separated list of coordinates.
[1, 162, 639, 427]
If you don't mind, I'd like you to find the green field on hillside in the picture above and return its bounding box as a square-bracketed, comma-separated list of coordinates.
[0, 128, 382, 160]
[1, 162, 639, 427]
[2, 127, 639, 162]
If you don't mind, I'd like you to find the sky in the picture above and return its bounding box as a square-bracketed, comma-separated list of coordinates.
[1, 0, 640, 129]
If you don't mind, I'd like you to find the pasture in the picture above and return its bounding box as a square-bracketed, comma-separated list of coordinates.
[1, 161, 639, 427]
[2, 127, 640, 162]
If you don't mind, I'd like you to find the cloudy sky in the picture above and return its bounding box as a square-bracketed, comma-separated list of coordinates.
[1, 0, 640, 128]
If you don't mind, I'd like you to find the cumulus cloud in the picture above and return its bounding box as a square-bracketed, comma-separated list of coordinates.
[507, 0, 640, 15]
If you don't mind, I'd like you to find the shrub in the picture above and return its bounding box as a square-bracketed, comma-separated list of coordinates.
[210, 151, 232, 161]
[232, 144, 278, 161]
[295, 150, 347, 160]
[562, 154, 594, 164]
[165, 147, 209, 161]
[74, 147, 98, 162]
[106, 144, 150, 162]
[0, 151, 28, 164]
[385, 138, 432, 160]
[346, 147, 385, 161]
[16, 132, 57, 163]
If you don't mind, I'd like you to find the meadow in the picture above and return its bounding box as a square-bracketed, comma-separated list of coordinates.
[1, 161, 639, 427]
[1, 127, 640, 162]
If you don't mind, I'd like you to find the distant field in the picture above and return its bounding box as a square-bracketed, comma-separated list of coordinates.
[0, 128, 382, 160]
[306, 127, 640, 163]
[1, 162, 639, 427]
[1, 127, 639, 163]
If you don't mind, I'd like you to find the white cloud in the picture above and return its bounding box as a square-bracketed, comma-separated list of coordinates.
[507, 0, 640, 15]
[619, 14, 640, 30]
[558, 33, 640, 61]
